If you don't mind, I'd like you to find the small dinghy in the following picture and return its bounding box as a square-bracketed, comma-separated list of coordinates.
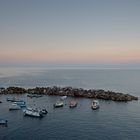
[6, 97, 16, 102]
[54, 101, 64, 108]
[9, 103, 21, 110]
[40, 108, 48, 114]
[91, 100, 99, 110]
[0, 119, 8, 126]
[14, 101, 26, 107]
[69, 101, 77, 108]
[6, 97, 24, 102]
[60, 96, 67, 100]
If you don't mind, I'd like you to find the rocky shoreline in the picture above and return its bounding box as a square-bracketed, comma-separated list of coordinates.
[0, 86, 138, 102]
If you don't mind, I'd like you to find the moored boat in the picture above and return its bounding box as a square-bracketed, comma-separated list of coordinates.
[9, 103, 21, 110]
[6, 97, 24, 102]
[54, 101, 64, 108]
[69, 101, 77, 108]
[27, 94, 43, 98]
[60, 96, 67, 100]
[6, 97, 16, 102]
[91, 100, 99, 110]
[0, 119, 8, 125]
[23, 107, 43, 118]
[14, 101, 26, 107]
[40, 108, 48, 114]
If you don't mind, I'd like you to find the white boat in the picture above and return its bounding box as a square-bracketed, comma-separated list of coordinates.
[69, 101, 77, 108]
[54, 101, 64, 108]
[9, 104, 21, 110]
[60, 96, 67, 100]
[91, 100, 99, 110]
[23, 107, 43, 118]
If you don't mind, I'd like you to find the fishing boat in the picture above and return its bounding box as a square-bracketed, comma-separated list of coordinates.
[91, 100, 99, 110]
[9, 103, 21, 110]
[54, 101, 64, 108]
[14, 101, 26, 107]
[69, 101, 77, 108]
[0, 119, 8, 125]
[23, 107, 43, 118]
[6, 97, 24, 102]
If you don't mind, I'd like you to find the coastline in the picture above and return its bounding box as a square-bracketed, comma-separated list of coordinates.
[0, 86, 138, 102]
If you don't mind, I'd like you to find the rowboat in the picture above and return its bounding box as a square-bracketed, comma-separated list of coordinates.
[91, 100, 99, 110]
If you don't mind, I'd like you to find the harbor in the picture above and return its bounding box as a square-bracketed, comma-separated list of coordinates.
[0, 93, 97, 125]
[0, 69, 140, 140]
[0, 86, 138, 125]
[0, 86, 139, 140]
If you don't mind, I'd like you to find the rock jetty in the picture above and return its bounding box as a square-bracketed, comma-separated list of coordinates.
[0, 86, 138, 102]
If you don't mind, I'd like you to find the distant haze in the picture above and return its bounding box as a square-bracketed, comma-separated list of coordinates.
[0, 0, 140, 68]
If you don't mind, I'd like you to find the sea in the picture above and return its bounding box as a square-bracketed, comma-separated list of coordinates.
[0, 67, 140, 140]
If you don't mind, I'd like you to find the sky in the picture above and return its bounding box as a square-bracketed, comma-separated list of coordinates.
[0, 0, 140, 68]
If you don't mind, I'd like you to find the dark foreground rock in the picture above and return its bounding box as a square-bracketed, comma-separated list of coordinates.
[0, 86, 138, 102]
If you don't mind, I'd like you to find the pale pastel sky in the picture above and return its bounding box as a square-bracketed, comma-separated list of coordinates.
[0, 0, 140, 68]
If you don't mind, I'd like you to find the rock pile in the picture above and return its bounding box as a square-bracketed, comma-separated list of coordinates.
[0, 86, 138, 102]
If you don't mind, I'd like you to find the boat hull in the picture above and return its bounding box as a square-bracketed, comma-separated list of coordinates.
[91, 100, 100, 110]
[23, 108, 43, 118]
[24, 113, 43, 118]
[14, 101, 26, 107]
[54, 101, 64, 108]
[69, 101, 77, 108]
[0, 119, 8, 126]
[54, 104, 64, 108]
[91, 106, 99, 110]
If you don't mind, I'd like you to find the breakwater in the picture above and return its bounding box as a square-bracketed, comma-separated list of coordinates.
[0, 86, 138, 102]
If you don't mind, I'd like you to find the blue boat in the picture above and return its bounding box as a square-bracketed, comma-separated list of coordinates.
[14, 101, 26, 107]
[9, 104, 22, 110]
[6, 97, 24, 102]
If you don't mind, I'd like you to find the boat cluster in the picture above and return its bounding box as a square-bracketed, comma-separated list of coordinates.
[53, 96, 78, 108]
[6, 97, 48, 119]
[0, 95, 100, 126]
[53, 96, 99, 109]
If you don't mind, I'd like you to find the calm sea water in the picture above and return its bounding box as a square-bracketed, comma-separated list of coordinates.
[0, 68, 140, 140]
